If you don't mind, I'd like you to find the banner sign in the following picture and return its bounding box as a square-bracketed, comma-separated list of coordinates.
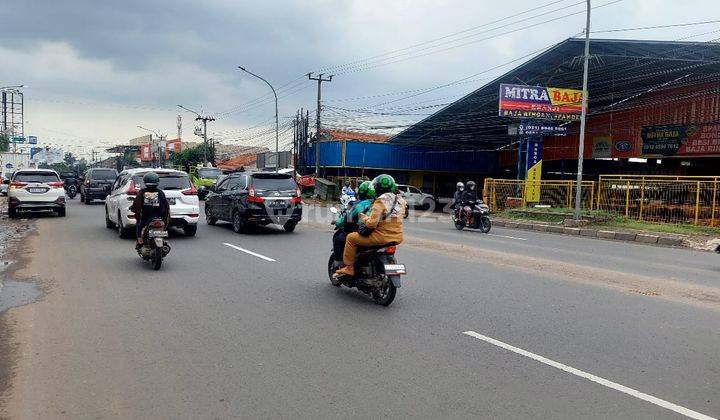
[499, 83, 583, 121]
[518, 123, 568, 136]
[524, 138, 543, 202]
[11, 136, 25, 143]
[641, 123, 720, 156]
[30, 148, 63, 164]
[613, 139, 635, 157]
[591, 136, 612, 158]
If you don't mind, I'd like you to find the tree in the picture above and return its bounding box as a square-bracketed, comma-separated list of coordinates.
[171, 144, 212, 170]
[64, 152, 77, 166]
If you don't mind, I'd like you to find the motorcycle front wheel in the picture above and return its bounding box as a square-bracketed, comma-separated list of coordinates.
[454, 218, 465, 230]
[67, 185, 77, 199]
[152, 247, 163, 270]
[479, 216, 492, 233]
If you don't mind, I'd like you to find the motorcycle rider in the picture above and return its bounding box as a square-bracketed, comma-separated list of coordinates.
[334, 174, 406, 278]
[341, 179, 355, 197]
[130, 172, 170, 250]
[451, 181, 464, 217]
[333, 181, 376, 261]
[460, 181, 479, 221]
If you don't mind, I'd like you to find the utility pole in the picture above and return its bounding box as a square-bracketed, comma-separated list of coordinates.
[573, 0, 591, 220]
[308, 73, 333, 177]
[177, 105, 214, 166]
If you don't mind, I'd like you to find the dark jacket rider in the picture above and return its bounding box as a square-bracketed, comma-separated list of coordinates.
[130, 172, 170, 248]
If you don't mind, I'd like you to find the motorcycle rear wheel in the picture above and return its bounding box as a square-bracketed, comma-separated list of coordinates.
[152, 247, 163, 270]
[327, 254, 342, 287]
[479, 216, 492, 233]
[454, 218, 465, 230]
[372, 280, 397, 306]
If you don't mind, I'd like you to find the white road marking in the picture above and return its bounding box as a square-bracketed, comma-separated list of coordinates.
[462, 331, 716, 420]
[487, 233, 527, 241]
[223, 243, 276, 262]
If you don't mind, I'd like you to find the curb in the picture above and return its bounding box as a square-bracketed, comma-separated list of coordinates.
[492, 219, 686, 248]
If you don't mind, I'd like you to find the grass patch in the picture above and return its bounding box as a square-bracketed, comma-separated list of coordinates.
[496, 207, 720, 236]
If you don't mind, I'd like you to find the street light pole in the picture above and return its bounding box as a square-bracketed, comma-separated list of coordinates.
[238, 66, 279, 172]
[574, 0, 591, 220]
[137, 125, 166, 168]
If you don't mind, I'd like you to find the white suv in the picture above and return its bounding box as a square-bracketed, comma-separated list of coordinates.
[7, 169, 66, 218]
[105, 168, 200, 238]
[397, 184, 435, 209]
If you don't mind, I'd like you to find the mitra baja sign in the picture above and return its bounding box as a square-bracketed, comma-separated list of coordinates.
[641, 123, 720, 157]
[499, 84, 583, 121]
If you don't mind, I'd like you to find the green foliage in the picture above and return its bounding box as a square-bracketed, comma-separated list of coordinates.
[171, 144, 213, 169]
[0, 135, 9, 152]
[64, 152, 77, 166]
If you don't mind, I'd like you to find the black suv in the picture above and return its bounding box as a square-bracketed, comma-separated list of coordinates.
[80, 168, 118, 204]
[205, 172, 302, 233]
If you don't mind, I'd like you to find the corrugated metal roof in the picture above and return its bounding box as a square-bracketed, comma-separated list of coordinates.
[390, 38, 720, 149]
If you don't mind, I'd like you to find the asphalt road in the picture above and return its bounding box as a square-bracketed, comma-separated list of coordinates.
[1, 200, 719, 419]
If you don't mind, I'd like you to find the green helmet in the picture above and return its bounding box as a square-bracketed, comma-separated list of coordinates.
[143, 171, 160, 187]
[372, 174, 397, 195]
[357, 181, 376, 200]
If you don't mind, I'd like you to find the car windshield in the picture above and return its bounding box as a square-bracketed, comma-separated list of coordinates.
[197, 168, 222, 179]
[251, 174, 297, 191]
[133, 173, 191, 190]
[91, 169, 117, 180]
[13, 172, 60, 183]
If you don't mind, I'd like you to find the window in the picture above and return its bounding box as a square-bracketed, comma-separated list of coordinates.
[215, 179, 229, 192]
[409, 187, 422, 194]
[251, 174, 297, 191]
[133, 173, 191, 190]
[90, 169, 118, 180]
[13, 171, 60, 183]
[197, 168, 222, 179]
[227, 176, 247, 191]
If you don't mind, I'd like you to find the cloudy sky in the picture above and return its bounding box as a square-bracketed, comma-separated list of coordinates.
[2, 0, 718, 159]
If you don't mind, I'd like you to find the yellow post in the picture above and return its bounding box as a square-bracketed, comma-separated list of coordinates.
[639, 177, 645, 221]
[694, 181, 701, 225]
[596, 180, 602, 210]
[712, 181, 718, 227]
[625, 180, 630, 217]
[566, 182, 572, 208]
[589, 181, 595, 211]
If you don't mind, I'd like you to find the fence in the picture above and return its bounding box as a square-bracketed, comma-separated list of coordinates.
[483, 178, 596, 212]
[596, 175, 720, 226]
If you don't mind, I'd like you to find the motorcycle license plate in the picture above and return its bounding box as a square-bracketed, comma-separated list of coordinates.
[384, 264, 407, 275]
[148, 230, 168, 238]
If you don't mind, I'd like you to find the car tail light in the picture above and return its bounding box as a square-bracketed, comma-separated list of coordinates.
[189, 213, 199, 218]
[291, 196, 302, 204]
[247, 186, 264, 203]
[126, 180, 139, 196]
[384, 246, 397, 254]
[49, 181, 64, 188]
[149, 220, 164, 228]
[84, 179, 91, 186]
[182, 185, 198, 196]
[9, 181, 26, 190]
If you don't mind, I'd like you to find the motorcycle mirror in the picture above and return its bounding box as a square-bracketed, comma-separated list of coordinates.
[329, 207, 338, 214]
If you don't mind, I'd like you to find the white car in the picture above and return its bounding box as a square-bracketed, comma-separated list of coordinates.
[7, 169, 66, 218]
[397, 184, 435, 209]
[105, 168, 200, 238]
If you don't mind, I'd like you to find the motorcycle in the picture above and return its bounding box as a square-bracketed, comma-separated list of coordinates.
[327, 207, 406, 306]
[137, 218, 171, 270]
[453, 201, 491, 233]
[64, 178, 78, 199]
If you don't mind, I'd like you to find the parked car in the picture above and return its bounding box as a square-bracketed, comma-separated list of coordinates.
[105, 168, 200, 238]
[397, 184, 435, 209]
[80, 168, 118, 204]
[0, 172, 10, 196]
[7, 169, 66, 218]
[205, 172, 302, 233]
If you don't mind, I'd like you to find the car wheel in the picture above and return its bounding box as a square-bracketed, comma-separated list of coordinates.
[183, 225, 197, 237]
[232, 210, 246, 233]
[8, 205, 17, 219]
[118, 212, 133, 239]
[105, 206, 116, 229]
[205, 206, 217, 225]
[283, 220, 297, 232]
[84, 194, 91, 205]
[57, 207, 66, 217]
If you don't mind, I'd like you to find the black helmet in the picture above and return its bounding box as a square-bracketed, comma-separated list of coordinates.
[372, 174, 397, 196]
[143, 172, 160, 189]
[467, 181, 476, 190]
